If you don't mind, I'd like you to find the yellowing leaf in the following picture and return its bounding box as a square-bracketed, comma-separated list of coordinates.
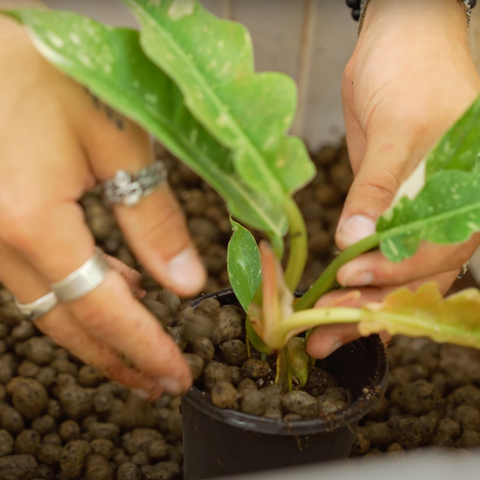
[276, 283, 480, 352]
[360, 282, 480, 348]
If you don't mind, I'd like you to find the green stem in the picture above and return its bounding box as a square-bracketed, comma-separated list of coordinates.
[277, 307, 362, 341]
[246, 335, 251, 359]
[284, 197, 308, 293]
[245, 284, 273, 355]
[294, 234, 380, 311]
[284, 347, 293, 392]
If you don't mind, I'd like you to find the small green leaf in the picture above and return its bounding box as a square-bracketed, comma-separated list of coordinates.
[377, 166, 480, 262]
[4, 8, 288, 247]
[121, 0, 315, 202]
[287, 337, 309, 388]
[227, 220, 261, 313]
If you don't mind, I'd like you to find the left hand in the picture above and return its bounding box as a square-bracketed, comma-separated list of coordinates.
[307, 0, 480, 359]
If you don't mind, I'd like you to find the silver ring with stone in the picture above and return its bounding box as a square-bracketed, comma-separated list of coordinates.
[102, 161, 168, 207]
[14, 292, 58, 321]
[51, 248, 110, 302]
[458, 260, 470, 280]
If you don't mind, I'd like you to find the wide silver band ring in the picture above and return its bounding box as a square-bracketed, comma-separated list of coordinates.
[458, 260, 471, 280]
[14, 292, 58, 321]
[102, 161, 168, 207]
[51, 248, 110, 302]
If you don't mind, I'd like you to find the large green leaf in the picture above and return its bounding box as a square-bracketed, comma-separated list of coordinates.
[425, 94, 480, 176]
[377, 166, 480, 262]
[227, 220, 261, 313]
[121, 0, 315, 202]
[388, 95, 480, 209]
[4, 9, 287, 245]
[378, 94, 480, 262]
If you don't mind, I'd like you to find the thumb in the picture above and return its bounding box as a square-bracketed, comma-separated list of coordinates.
[336, 128, 425, 250]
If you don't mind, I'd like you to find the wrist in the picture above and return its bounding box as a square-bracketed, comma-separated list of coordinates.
[361, 0, 468, 39]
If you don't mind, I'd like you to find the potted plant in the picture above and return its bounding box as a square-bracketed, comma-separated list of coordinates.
[4, 1, 480, 478]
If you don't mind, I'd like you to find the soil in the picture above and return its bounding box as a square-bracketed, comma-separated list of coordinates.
[172, 295, 355, 421]
[352, 335, 480, 458]
[0, 139, 479, 479]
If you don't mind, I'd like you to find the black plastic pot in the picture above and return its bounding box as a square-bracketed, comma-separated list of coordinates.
[182, 289, 388, 480]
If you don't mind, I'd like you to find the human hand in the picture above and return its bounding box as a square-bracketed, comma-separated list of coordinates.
[308, 0, 480, 359]
[0, 16, 206, 399]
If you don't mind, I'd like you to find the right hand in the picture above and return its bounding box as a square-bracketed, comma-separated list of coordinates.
[307, 0, 480, 361]
[0, 16, 206, 399]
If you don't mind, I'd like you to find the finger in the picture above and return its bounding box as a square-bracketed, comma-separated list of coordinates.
[307, 288, 383, 359]
[307, 324, 362, 360]
[77, 94, 206, 296]
[37, 309, 165, 399]
[337, 235, 479, 288]
[104, 254, 145, 299]
[335, 112, 434, 251]
[307, 269, 459, 359]
[0, 244, 165, 398]
[0, 193, 192, 396]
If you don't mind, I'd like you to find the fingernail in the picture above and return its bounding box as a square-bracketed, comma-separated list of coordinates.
[337, 215, 376, 246]
[131, 388, 151, 401]
[167, 248, 206, 293]
[158, 377, 183, 396]
[345, 271, 374, 287]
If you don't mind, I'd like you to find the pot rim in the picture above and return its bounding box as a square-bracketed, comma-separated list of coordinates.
[184, 288, 388, 436]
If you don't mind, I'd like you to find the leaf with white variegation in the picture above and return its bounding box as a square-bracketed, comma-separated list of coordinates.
[425, 94, 480, 176]
[377, 94, 480, 262]
[121, 0, 315, 203]
[3, 8, 288, 246]
[388, 95, 480, 207]
[377, 165, 480, 262]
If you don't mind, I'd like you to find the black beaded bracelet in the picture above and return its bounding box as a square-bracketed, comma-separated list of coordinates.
[345, 0, 361, 21]
[346, 0, 476, 26]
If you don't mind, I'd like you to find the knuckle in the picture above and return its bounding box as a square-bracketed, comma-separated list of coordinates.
[352, 168, 400, 208]
[79, 304, 121, 338]
[0, 201, 43, 251]
[142, 202, 191, 253]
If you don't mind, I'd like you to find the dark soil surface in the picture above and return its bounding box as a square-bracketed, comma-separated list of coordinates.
[0, 139, 479, 479]
[352, 335, 480, 459]
[0, 295, 184, 480]
[173, 296, 354, 421]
